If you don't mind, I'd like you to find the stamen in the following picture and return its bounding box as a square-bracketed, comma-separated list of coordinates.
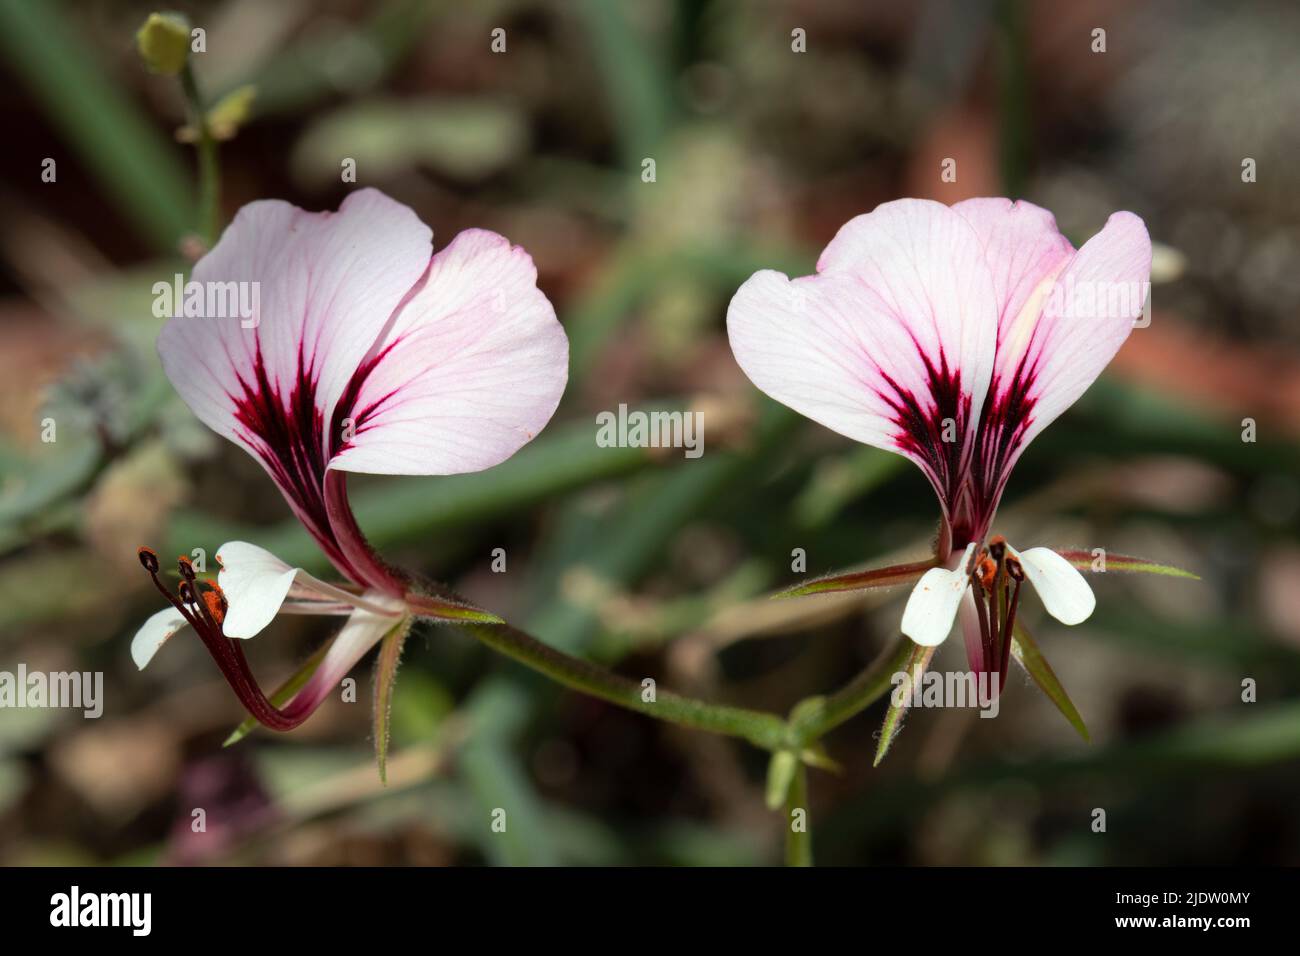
[971, 576, 993, 674]
[138, 546, 200, 630]
[202, 582, 227, 626]
[999, 575, 1024, 683]
[178, 557, 225, 639]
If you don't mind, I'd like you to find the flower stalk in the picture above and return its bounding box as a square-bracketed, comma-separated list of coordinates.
[787, 636, 914, 747]
[178, 61, 219, 248]
[785, 763, 812, 867]
[421, 601, 791, 752]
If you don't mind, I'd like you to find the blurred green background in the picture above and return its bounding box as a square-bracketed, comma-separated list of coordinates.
[1, 0, 1299, 865]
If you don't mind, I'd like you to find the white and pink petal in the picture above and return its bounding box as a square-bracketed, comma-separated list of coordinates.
[950, 198, 1074, 363]
[1017, 212, 1152, 447]
[727, 199, 1000, 514]
[158, 189, 433, 457]
[328, 229, 569, 476]
[954, 204, 1151, 538]
[156, 190, 435, 564]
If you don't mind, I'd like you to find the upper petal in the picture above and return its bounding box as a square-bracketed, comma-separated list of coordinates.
[727, 199, 999, 512]
[131, 607, 192, 670]
[1021, 211, 1152, 443]
[1012, 545, 1096, 625]
[952, 204, 1150, 537]
[329, 229, 569, 475]
[950, 198, 1075, 375]
[157, 190, 433, 554]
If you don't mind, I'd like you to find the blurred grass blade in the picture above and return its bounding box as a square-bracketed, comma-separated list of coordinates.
[1054, 549, 1200, 580]
[793, 446, 908, 529]
[774, 558, 936, 599]
[1011, 621, 1089, 742]
[373, 618, 413, 784]
[0, 0, 196, 249]
[215, 0, 435, 116]
[874, 642, 934, 766]
[223, 639, 332, 746]
[575, 0, 673, 167]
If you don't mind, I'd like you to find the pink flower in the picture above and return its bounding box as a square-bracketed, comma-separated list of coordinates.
[132, 189, 568, 730]
[727, 197, 1152, 675]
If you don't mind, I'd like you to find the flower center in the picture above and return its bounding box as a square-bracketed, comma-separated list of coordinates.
[964, 534, 1025, 685]
[137, 546, 311, 730]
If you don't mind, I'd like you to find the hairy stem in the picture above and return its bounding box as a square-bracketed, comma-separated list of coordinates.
[788, 636, 915, 745]
[411, 607, 791, 752]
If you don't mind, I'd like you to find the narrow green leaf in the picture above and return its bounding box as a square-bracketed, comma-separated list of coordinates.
[373, 617, 414, 784]
[799, 743, 842, 774]
[1054, 549, 1200, 580]
[774, 558, 936, 599]
[222, 640, 332, 746]
[408, 593, 504, 624]
[1011, 621, 1090, 742]
[874, 642, 935, 766]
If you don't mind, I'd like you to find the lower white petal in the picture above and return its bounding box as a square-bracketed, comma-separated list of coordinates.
[131, 607, 191, 670]
[216, 540, 392, 639]
[1013, 545, 1096, 625]
[901, 544, 976, 647]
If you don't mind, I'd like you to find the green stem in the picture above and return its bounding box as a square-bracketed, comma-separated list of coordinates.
[785, 763, 812, 867]
[180, 63, 219, 246]
[789, 636, 914, 746]
[425, 611, 790, 752]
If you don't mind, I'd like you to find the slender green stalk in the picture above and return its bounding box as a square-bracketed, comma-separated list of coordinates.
[785, 763, 812, 867]
[411, 605, 790, 751]
[788, 637, 914, 746]
[180, 63, 220, 246]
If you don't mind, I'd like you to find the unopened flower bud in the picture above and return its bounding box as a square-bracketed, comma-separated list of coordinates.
[136, 12, 190, 76]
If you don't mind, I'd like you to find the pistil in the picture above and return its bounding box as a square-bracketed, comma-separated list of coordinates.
[999, 555, 1025, 686]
